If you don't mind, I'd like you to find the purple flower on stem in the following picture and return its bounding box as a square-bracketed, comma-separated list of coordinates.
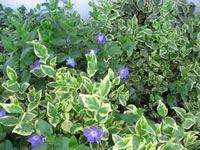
[118, 65, 129, 78]
[83, 126, 104, 143]
[30, 60, 40, 70]
[0, 44, 4, 49]
[0, 109, 6, 118]
[88, 48, 98, 55]
[27, 134, 44, 147]
[96, 33, 106, 44]
[66, 57, 75, 67]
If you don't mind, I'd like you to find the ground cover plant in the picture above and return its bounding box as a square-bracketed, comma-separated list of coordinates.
[0, 0, 200, 149]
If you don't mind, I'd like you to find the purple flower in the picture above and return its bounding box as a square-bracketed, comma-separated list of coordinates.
[83, 126, 104, 143]
[51, 52, 56, 58]
[66, 57, 75, 67]
[65, 37, 70, 45]
[118, 65, 129, 78]
[96, 33, 106, 44]
[30, 60, 40, 70]
[88, 48, 98, 55]
[27, 134, 44, 147]
[0, 44, 4, 49]
[0, 109, 6, 118]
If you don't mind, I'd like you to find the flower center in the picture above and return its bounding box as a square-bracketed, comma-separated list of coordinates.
[90, 131, 98, 137]
[98, 36, 103, 41]
[32, 135, 40, 141]
[121, 69, 125, 74]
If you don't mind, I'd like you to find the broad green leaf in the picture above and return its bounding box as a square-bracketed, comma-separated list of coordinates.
[6, 66, 17, 81]
[35, 119, 53, 136]
[34, 44, 48, 58]
[32, 144, 48, 150]
[108, 68, 115, 79]
[79, 94, 100, 111]
[112, 134, 123, 144]
[12, 123, 33, 136]
[137, 0, 146, 10]
[132, 135, 146, 150]
[76, 145, 91, 150]
[94, 103, 112, 123]
[99, 75, 111, 97]
[0, 116, 19, 126]
[31, 67, 46, 78]
[0, 103, 23, 113]
[41, 65, 56, 79]
[50, 38, 66, 46]
[112, 76, 120, 86]
[172, 107, 186, 118]
[47, 102, 58, 118]
[142, 28, 152, 36]
[157, 101, 168, 117]
[86, 53, 97, 77]
[182, 119, 195, 129]
[0, 140, 13, 150]
[61, 120, 73, 133]
[163, 117, 177, 129]
[107, 46, 122, 56]
[68, 136, 78, 149]
[20, 82, 30, 93]
[53, 137, 69, 150]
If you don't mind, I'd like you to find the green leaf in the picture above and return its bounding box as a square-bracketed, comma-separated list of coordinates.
[20, 82, 30, 93]
[137, 0, 146, 10]
[35, 119, 53, 136]
[108, 68, 115, 79]
[112, 76, 120, 86]
[53, 137, 69, 150]
[31, 67, 46, 78]
[80, 94, 100, 111]
[182, 119, 195, 129]
[32, 144, 48, 150]
[163, 117, 177, 129]
[157, 101, 168, 117]
[94, 103, 112, 123]
[6, 66, 17, 81]
[0, 140, 13, 150]
[132, 135, 146, 150]
[172, 107, 186, 118]
[0, 116, 19, 126]
[41, 65, 56, 79]
[99, 75, 111, 97]
[50, 38, 66, 46]
[68, 136, 78, 149]
[76, 145, 91, 150]
[34, 44, 48, 58]
[142, 28, 152, 36]
[61, 120, 73, 133]
[0, 103, 23, 113]
[107, 46, 122, 56]
[112, 134, 123, 144]
[12, 123, 33, 136]
[47, 102, 58, 118]
[86, 53, 97, 78]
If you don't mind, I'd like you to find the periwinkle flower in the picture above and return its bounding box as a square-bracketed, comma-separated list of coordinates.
[83, 126, 104, 143]
[66, 57, 75, 67]
[51, 52, 56, 58]
[87, 48, 98, 55]
[96, 33, 106, 44]
[118, 65, 129, 78]
[0, 44, 4, 49]
[30, 60, 40, 70]
[65, 37, 71, 45]
[27, 134, 44, 147]
[0, 109, 6, 118]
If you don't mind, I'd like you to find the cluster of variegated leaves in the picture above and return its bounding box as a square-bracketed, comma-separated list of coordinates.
[0, 31, 199, 149]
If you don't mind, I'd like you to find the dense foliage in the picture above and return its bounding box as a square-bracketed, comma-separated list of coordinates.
[0, 0, 200, 149]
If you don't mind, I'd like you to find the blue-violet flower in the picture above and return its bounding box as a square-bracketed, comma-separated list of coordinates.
[88, 48, 98, 55]
[118, 65, 129, 78]
[66, 57, 75, 67]
[27, 134, 44, 147]
[96, 33, 106, 44]
[0, 109, 6, 118]
[83, 126, 104, 143]
[30, 60, 40, 70]
[0, 44, 4, 49]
